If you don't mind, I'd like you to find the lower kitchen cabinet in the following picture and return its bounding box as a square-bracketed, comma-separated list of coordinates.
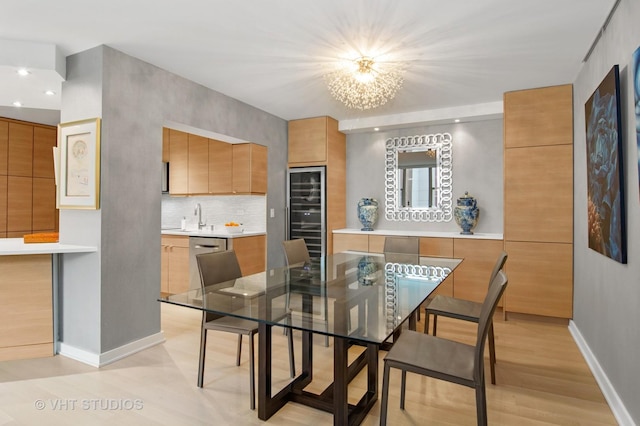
[161, 235, 189, 295]
[229, 235, 266, 276]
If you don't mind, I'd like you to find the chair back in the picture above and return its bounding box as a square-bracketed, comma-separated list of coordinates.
[383, 236, 419, 254]
[487, 251, 508, 288]
[282, 239, 311, 266]
[196, 250, 243, 322]
[474, 270, 508, 382]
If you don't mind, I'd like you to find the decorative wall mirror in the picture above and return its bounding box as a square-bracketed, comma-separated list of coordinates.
[384, 133, 452, 222]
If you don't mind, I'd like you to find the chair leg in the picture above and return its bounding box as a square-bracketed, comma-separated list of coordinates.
[488, 322, 496, 385]
[475, 380, 488, 426]
[424, 310, 430, 334]
[400, 370, 407, 409]
[197, 328, 207, 388]
[236, 334, 242, 366]
[380, 362, 391, 426]
[287, 327, 296, 378]
[432, 314, 438, 336]
[249, 333, 255, 410]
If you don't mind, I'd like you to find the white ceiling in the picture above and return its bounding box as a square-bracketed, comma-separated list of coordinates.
[0, 0, 616, 130]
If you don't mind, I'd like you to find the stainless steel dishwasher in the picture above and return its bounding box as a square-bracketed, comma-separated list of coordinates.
[189, 237, 227, 290]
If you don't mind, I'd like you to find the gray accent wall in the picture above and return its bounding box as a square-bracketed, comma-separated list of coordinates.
[573, 0, 640, 422]
[346, 119, 504, 234]
[59, 46, 288, 355]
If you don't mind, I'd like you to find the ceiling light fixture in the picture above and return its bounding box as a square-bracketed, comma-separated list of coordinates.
[12, 101, 22, 107]
[324, 56, 404, 111]
[17, 68, 30, 76]
[44, 90, 56, 96]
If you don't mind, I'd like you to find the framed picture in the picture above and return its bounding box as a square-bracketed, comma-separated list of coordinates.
[633, 47, 640, 200]
[56, 118, 101, 209]
[584, 65, 626, 264]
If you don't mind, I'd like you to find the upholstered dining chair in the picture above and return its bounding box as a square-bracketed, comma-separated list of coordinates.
[282, 239, 329, 347]
[383, 236, 420, 255]
[423, 251, 508, 384]
[196, 250, 295, 410]
[380, 270, 509, 426]
[282, 238, 311, 266]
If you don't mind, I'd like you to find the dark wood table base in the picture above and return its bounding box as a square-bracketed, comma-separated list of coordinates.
[258, 324, 379, 426]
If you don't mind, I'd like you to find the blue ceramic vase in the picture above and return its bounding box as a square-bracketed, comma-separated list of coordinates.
[357, 256, 378, 285]
[454, 192, 479, 235]
[357, 198, 378, 231]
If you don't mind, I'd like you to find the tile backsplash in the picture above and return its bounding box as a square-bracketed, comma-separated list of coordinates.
[162, 194, 266, 232]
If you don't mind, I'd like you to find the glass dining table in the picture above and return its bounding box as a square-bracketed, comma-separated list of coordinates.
[160, 251, 461, 426]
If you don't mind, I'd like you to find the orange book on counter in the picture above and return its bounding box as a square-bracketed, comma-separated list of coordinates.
[23, 232, 60, 243]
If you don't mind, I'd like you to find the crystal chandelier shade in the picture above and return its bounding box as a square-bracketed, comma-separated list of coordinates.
[324, 56, 404, 111]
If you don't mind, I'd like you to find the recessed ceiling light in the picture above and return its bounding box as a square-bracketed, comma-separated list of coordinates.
[454, 119, 460, 123]
[17, 68, 30, 76]
[374, 127, 380, 131]
[44, 90, 56, 96]
[12, 101, 22, 107]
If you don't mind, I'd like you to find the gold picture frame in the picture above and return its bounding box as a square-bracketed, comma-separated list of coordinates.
[56, 118, 101, 209]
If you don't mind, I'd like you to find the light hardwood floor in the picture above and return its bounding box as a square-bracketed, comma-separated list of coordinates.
[0, 304, 617, 425]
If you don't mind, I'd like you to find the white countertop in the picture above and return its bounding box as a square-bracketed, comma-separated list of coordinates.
[333, 228, 503, 240]
[161, 228, 266, 238]
[0, 238, 98, 255]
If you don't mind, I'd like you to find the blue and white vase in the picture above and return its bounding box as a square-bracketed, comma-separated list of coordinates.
[357, 198, 378, 231]
[454, 192, 479, 235]
[357, 256, 378, 285]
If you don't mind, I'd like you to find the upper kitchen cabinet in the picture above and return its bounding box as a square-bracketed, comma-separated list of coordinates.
[168, 128, 188, 195]
[232, 143, 267, 194]
[8, 122, 33, 177]
[162, 127, 170, 163]
[288, 116, 345, 254]
[187, 133, 209, 194]
[208, 139, 233, 194]
[288, 116, 344, 167]
[164, 127, 267, 196]
[0, 118, 58, 238]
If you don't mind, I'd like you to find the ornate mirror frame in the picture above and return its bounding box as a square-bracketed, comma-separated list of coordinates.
[384, 133, 453, 222]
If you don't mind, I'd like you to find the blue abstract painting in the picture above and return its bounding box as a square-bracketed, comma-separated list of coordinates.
[633, 47, 640, 203]
[585, 65, 627, 264]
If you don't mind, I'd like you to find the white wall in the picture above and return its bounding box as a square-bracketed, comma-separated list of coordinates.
[573, 0, 640, 423]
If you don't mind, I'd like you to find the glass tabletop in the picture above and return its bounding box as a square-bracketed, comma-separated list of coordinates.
[160, 252, 461, 345]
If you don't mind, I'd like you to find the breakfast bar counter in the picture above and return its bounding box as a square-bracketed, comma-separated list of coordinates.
[0, 239, 96, 361]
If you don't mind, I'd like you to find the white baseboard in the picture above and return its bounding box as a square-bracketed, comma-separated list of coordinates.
[568, 320, 635, 426]
[58, 332, 165, 368]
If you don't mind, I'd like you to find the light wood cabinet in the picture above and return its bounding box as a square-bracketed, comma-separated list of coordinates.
[452, 238, 505, 303]
[187, 133, 209, 194]
[33, 127, 56, 179]
[0, 254, 54, 361]
[332, 233, 505, 301]
[162, 127, 170, 163]
[7, 176, 32, 232]
[232, 143, 267, 194]
[333, 233, 369, 253]
[0, 118, 58, 238]
[0, 120, 8, 175]
[161, 235, 190, 295]
[168, 129, 189, 195]
[32, 178, 57, 232]
[420, 237, 455, 297]
[8, 122, 33, 177]
[0, 176, 5, 233]
[230, 235, 266, 276]
[165, 127, 267, 196]
[208, 139, 232, 194]
[288, 117, 346, 254]
[503, 84, 573, 318]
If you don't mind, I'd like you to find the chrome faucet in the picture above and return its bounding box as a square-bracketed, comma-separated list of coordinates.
[194, 203, 206, 229]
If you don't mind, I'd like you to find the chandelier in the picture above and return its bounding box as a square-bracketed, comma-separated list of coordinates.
[324, 56, 404, 111]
